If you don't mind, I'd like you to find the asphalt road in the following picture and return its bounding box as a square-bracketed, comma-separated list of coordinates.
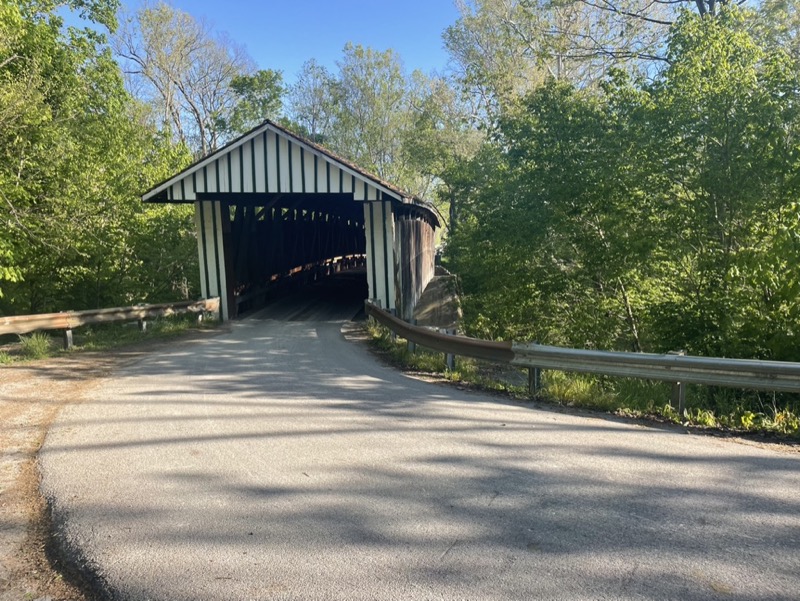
[40, 277, 800, 600]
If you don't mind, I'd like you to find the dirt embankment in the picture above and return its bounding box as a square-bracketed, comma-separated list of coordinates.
[1, 353, 120, 600]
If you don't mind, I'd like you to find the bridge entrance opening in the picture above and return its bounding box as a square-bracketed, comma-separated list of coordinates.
[221, 193, 367, 317]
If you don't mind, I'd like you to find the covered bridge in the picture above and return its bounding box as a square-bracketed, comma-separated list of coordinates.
[142, 120, 439, 321]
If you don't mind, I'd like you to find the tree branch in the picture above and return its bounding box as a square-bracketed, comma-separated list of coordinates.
[580, 0, 675, 26]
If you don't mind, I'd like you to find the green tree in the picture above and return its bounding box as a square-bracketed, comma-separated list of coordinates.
[288, 59, 337, 143]
[217, 69, 285, 137]
[0, 0, 196, 315]
[328, 43, 411, 184]
[450, 78, 652, 348]
[286, 44, 453, 197]
[641, 7, 800, 359]
[448, 5, 800, 362]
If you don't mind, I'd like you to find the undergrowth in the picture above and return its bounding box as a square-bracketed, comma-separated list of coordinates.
[366, 321, 800, 439]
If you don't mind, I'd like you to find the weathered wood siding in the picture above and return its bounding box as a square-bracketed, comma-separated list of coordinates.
[394, 211, 436, 320]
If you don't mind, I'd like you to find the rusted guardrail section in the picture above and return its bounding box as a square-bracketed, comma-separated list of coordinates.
[365, 300, 800, 410]
[0, 298, 220, 348]
[365, 299, 512, 364]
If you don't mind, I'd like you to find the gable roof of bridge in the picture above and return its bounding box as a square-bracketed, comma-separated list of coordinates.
[141, 119, 439, 226]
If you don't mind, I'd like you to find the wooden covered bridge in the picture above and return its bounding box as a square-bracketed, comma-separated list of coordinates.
[142, 120, 439, 321]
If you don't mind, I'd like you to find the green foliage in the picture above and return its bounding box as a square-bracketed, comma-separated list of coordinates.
[444, 6, 800, 429]
[0, 1, 197, 316]
[286, 45, 474, 199]
[327, 43, 415, 187]
[18, 331, 52, 359]
[450, 6, 800, 363]
[217, 69, 285, 136]
[450, 78, 653, 350]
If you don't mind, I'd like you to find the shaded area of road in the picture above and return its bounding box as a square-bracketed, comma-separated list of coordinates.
[40, 275, 800, 600]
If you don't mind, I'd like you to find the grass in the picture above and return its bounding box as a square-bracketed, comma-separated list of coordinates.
[366, 320, 800, 439]
[0, 312, 218, 364]
[19, 332, 53, 359]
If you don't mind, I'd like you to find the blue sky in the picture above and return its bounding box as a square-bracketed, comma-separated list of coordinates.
[121, 1, 462, 83]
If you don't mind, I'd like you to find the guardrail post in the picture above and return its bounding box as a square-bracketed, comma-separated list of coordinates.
[528, 367, 541, 398]
[445, 328, 456, 371]
[366, 299, 380, 329]
[407, 319, 417, 354]
[138, 319, 147, 333]
[669, 350, 686, 416]
[527, 341, 541, 398]
[63, 329, 73, 350]
[389, 309, 397, 341]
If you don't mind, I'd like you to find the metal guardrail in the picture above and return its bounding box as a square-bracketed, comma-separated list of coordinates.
[510, 342, 800, 393]
[365, 300, 800, 407]
[0, 298, 220, 348]
[365, 301, 513, 364]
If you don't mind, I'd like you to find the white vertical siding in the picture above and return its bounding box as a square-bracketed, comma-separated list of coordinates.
[317, 155, 328, 192]
[254, 136, 266, 193]
[382, 200, 396, 310]
[363, 199, 396, 311]
[230, 147, 242, 193]
[193, 202, 209, 298]
[278, 136, 290, 192]
[363, 202, 376, 304]
[303, 148, 314, 193]
[290, 142, 303, 192]
[197, 200, 230, 321]
[213, 201, 229, 320]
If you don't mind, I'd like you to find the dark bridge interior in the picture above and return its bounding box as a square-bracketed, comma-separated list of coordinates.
[214, 192, 367, 317]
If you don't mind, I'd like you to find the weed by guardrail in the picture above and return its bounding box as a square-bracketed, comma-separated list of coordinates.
[19, 332, 52, 360]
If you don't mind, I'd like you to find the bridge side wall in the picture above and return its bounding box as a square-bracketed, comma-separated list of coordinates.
[363, 198, 396, 312]
[194, 200, 231, 321]
[394, 211, 436, 321]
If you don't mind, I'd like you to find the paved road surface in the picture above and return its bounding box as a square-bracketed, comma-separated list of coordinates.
[41, 277, 800, 600]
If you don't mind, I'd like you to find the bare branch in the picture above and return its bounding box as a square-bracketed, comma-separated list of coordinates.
[580, 0, 675, 26]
